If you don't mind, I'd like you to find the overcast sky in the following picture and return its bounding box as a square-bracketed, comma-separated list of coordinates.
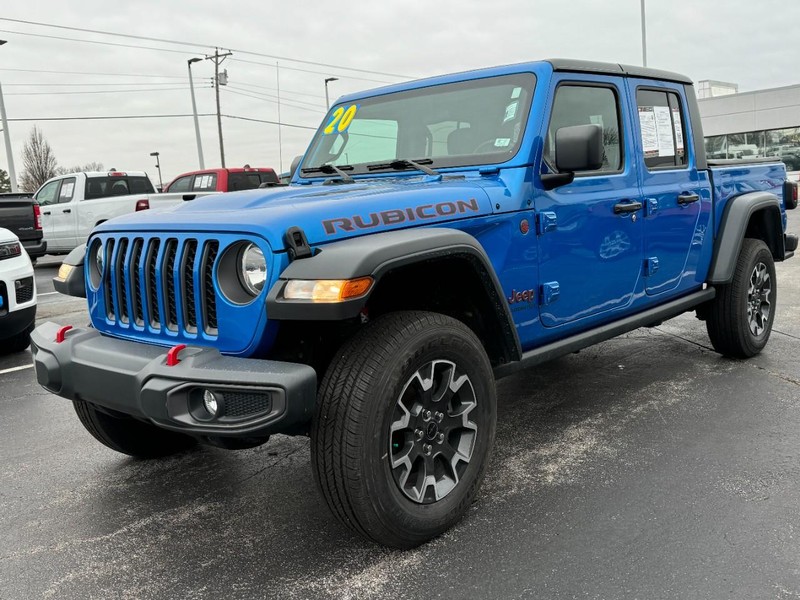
[0, 0, 797, 186]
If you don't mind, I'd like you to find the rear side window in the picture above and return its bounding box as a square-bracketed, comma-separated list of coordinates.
[84, 176, 155, 200]
[193, 174, 217, 191]
[544, 84, 623, 173]
[228, 173, 263, 191]
[636, 89, 687, 169]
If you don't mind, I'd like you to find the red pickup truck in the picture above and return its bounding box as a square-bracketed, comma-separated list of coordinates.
[163, 167, 279, 193]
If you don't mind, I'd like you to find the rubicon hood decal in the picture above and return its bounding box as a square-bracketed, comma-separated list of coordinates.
[322, 198, 481, 235]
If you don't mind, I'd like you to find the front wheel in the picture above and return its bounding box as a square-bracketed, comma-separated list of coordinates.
[73, 400, 197, 458]
[706, 238, 777, 358]
[311, 311, 496, 549]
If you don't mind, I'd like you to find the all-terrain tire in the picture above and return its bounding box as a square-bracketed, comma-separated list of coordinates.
[706, 238, 777, 358]
[311, 311, 497, 549]
[73, 399, 197, 458]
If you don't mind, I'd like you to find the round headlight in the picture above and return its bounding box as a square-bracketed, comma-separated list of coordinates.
[95, 243, 105, 274]
[240, 243, 267, 296]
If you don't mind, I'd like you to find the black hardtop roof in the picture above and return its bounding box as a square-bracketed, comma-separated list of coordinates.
[546, 59, 693, 85]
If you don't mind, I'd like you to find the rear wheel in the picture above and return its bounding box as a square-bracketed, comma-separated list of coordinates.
[706, 238, 777, 358]
[73, 400, 197, 458]
[311, 311, 496, 549]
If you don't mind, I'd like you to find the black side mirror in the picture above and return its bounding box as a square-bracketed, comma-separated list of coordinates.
[541, 124, 604, 191]
[555, 124, 604, 172]
[289, 155, 303, 179]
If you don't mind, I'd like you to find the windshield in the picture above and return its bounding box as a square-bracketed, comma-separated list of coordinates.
[301, 73, 536, 176]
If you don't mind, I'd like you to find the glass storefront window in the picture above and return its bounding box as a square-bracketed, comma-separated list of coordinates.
[705, 126, 800, 170]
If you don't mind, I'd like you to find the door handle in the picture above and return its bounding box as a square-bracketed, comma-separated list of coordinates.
[677, 193, 700, 205]
[62, 209, 71, 213]
[42, 211, 51, 215]
[613, 201, 643, 214]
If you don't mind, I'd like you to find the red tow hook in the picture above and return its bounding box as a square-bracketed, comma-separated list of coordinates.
[55, 325, 73, 343]
[166, 344, 187, 367]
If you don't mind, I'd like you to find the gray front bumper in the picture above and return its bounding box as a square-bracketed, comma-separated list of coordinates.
[31, 322, 317, 437]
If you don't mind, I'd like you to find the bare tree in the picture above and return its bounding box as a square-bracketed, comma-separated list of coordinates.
[0, 168, 11, 193]
[19, 126, 58, 193]
[56, 162, 105, 175]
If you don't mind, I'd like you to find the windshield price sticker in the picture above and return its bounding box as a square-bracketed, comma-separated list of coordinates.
[324, 104, 359, 135]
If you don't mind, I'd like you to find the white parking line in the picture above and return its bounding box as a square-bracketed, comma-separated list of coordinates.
[0, 364, 34, 375]
[38, 292, 59, 296]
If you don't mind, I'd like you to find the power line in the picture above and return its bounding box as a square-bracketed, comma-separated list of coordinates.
[226, 85, 325, 109]
[230, 58, 399, 84]
[3, 81, 195, 87]
[0, 17, 414, 79]
[222, 87, 324, 114]
[7, 113, 216, 122]
[223, 114, 318, 131]
[0, 28, 199, 55]
[0, 67, 187, 79]
[229, 80, 327, 100]
[5, 86, 202, 96]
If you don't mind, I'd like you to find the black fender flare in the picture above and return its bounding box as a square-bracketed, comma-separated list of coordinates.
[52, 243, 87, 298]
[708, 191, 784, 284]
[266, 227, 522, 361]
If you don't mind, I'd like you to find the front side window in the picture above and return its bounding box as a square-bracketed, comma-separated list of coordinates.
[544, 84, 623, 173]
[302, 73, 536, 176]
[168, 175, 193, 193]
[636, 89, 687, 169]
[35, 180, 61, 206]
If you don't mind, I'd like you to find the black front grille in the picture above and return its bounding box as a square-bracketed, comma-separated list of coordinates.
[103, 236, 218, 336]
[14, 277, 34, 304]
[224, 391, 272, 418]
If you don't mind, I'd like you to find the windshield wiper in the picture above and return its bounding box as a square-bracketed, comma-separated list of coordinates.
[300, 163, 354, 183]
[366, 158, 439, 176]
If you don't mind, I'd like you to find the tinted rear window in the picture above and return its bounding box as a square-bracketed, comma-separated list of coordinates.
[228, 172, 279, 191]
[84, 176, 154, 200]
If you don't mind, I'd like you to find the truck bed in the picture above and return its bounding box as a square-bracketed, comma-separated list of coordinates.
[0, 193, 45, 257]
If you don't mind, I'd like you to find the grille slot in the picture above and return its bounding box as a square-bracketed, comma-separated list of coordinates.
[163, 239, 179, 331]
[223, 391, 272, 418]
[182, 240, 198, 332]
[202, 241, 219, 332]
[130, 239, 144, 326]
[14, 277, 34, 304]
[145, 239, 161, 328]
[104, 238, 115, 319]
[115, 238, 129, 323]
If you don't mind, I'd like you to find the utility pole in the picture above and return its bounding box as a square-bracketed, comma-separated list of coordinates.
[276, 61, 283, 173]
[209, 47, 232, 167]
[640, 0, 648, 67]
[187, 58, 205, 169]
[0, 81, 18, 193]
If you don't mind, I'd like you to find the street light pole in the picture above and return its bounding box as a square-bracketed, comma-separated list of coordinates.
[150, 152, 163, 191]
[640, 0, 648, 67]
[0, 40, 18, 193]
[324, 77, 338, 109]
[187, 58, 205, 169]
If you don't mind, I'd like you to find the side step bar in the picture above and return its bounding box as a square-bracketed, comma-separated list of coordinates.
[494, 288, 716, 379]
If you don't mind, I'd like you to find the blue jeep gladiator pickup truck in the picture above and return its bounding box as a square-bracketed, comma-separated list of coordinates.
[33, 59, 798, 548]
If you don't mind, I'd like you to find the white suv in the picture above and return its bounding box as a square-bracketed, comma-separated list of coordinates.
[0, 227, 37, 354]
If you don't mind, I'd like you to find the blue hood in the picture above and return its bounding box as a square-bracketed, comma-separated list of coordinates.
[95, 175, 496, 252]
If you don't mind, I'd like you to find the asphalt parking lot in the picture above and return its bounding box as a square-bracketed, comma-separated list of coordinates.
[3, 220, 800, 599]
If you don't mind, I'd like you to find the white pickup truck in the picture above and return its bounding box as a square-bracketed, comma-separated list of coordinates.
[34, 171, 218, 255]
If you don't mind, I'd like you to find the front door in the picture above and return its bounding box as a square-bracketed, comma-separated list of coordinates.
[50, 177, 78, 249]
[34, 179, 61, 248]
[537, 76, 644, 327]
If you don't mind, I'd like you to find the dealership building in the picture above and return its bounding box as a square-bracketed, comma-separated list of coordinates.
[697, 80, 800, 171]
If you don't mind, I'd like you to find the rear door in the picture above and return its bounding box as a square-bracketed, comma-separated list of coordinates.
[629, 81, 711, 296]
[536, 75, 644, 327]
